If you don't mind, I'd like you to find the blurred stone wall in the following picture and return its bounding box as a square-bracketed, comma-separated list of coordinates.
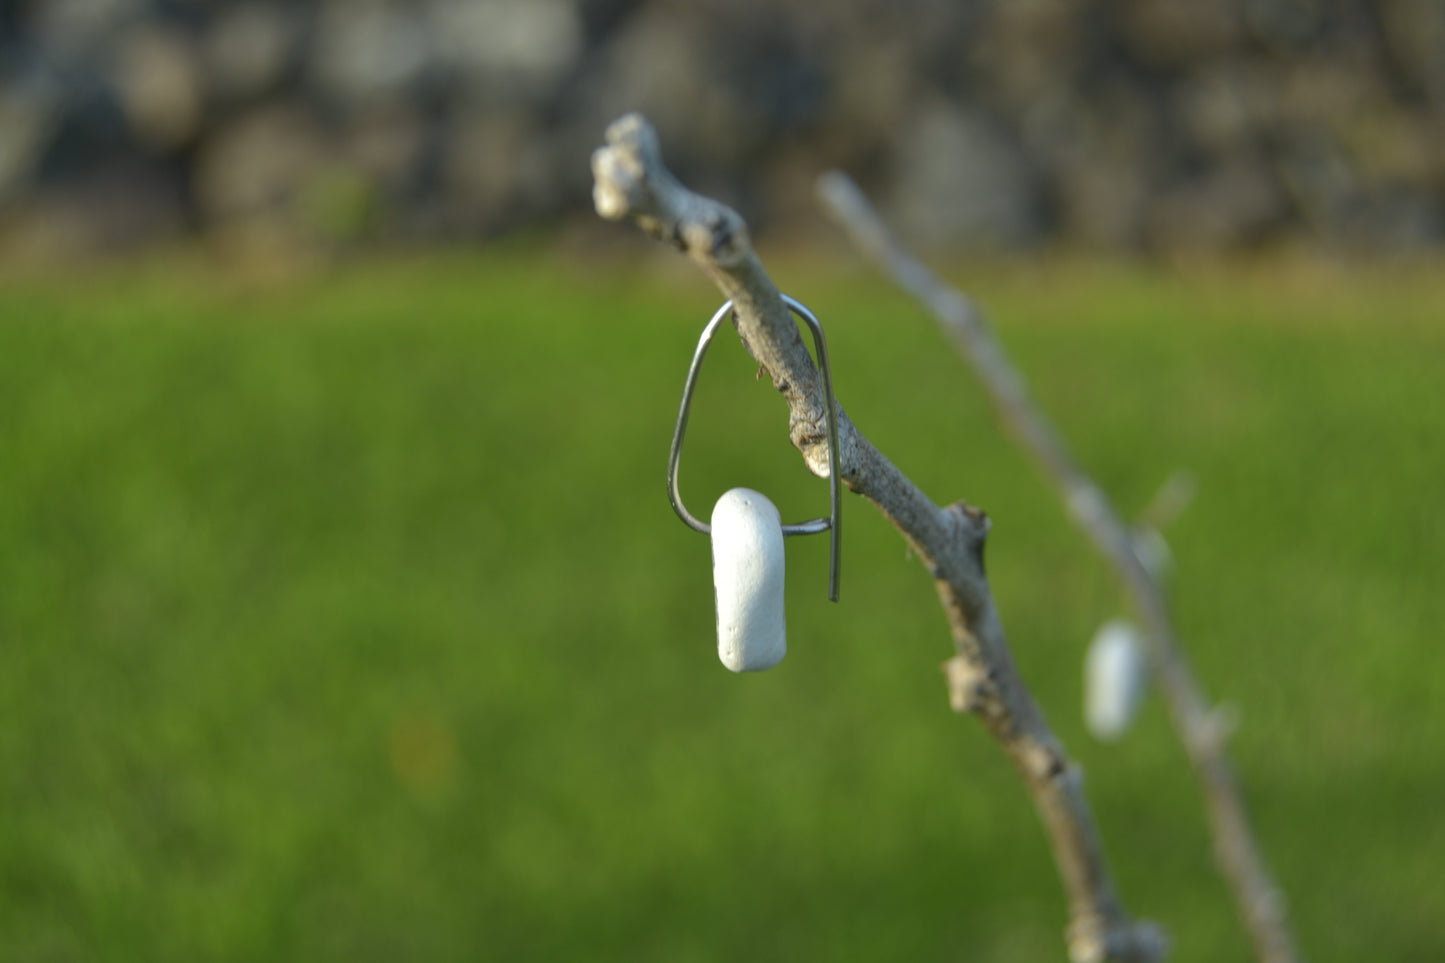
[2, 0, 1442, 257]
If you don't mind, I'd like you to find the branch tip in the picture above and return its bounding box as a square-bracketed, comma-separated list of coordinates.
[590, 113, 665, 223]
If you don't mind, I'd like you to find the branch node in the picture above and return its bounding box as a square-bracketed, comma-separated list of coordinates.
[590, 111, 750, 266]
[1195, 703, 1241, 754]
[1066, 482, 1111, 533]
[1068, 915, 1170, 963]
[951, 500, 991, 535]
[946, 501, 991, 571]
[1024, 744, 1070, 783]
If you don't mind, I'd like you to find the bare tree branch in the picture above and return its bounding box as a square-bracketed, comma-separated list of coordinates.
[593, 112, 1166, 963]
[816, 171, 1302, 963]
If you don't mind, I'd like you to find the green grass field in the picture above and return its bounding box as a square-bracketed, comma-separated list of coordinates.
[2, 250, 1442, 961]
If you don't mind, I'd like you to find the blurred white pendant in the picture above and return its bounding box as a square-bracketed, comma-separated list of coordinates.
[711, 488, 786, 672]
[1085, 618, 1147, 740]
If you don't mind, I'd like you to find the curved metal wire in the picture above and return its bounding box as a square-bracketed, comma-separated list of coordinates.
[667, 294, 842, 602]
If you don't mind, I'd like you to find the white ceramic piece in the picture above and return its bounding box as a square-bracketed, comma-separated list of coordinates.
[711, 488, 786, 672]
[1085, 618, 1147, 740]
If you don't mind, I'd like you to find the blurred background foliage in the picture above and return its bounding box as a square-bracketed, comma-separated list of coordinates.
[2, 2, 1444, 962]
[1, 0, 1443, 260]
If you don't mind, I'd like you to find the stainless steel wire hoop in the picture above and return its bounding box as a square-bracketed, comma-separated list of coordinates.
[667, 294, 842, 602]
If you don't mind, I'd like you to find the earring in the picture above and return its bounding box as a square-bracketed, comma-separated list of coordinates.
[667, 295, 843, 672]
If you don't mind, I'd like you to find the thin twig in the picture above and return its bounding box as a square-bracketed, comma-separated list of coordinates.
[593, 113, 1166, 963]
[816, 171, 1302, 963]
[1137, 470, 1198, 534]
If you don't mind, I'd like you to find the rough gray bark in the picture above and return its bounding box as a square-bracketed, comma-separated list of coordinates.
[816, 171, 1302, 963]
[593, 112, 1166, 963]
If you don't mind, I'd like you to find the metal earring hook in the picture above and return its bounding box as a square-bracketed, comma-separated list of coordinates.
[667, 294, 842, 602]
